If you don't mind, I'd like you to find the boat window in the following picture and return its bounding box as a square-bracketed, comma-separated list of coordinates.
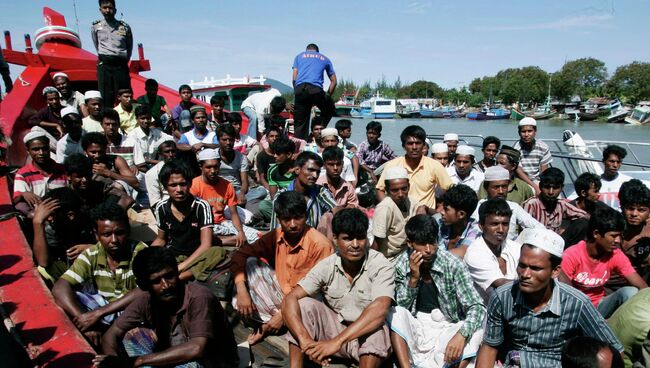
[376, 101, 392, 106]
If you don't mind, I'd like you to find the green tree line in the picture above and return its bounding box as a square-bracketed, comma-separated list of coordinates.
[326, 58, 650, 106]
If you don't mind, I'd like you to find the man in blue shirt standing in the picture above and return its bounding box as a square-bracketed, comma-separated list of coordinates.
[292, 43, 337, 140]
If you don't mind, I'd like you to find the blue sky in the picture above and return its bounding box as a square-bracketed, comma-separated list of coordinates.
[2, 0, 648, 91]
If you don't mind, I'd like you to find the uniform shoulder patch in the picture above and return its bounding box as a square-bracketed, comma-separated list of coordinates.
[92, 19, 102, 26]
[119, 20, 130, 29]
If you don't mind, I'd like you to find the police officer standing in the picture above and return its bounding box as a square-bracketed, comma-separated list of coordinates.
[91, 0, 132, 108]
[291, 43, 337, 140]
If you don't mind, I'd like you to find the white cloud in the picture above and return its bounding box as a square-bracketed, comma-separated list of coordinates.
[477, 13, 613, 31]
[401, 1, 432, 15]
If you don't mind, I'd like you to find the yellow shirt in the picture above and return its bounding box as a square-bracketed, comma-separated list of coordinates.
[114, 103, 138, 133]
[376, 156, 453, 209]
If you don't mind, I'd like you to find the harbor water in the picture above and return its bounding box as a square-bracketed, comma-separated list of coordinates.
[341, 117, 650, 165]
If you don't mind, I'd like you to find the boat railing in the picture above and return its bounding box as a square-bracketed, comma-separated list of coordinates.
[427, 134, 650, 185]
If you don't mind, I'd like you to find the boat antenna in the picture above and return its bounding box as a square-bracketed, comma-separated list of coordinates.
[72, 0, 80, 35]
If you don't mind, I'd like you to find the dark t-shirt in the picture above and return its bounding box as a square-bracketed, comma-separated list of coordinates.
[28, 106, 63, 136]
[115, 283, 238, 368]
[256, 150, 276, 179]
[415, 280, 440, 314]
[152, 197, 213, 257]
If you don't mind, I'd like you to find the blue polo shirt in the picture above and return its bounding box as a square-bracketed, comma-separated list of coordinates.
[292, 50, 335, 89]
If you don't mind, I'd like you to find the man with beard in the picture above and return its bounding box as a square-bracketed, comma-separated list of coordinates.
[82, 90, 105, 133]
[475, 228, 623, 368]
[446, 145, 484, 193]
[471, 166, 543, 241]
[465, 198, 522, 303]
[93, 247, 239, 368]
[390, 214, 485, 368]
[522, 168, 588, 247]
[191, 148, 259, 246]
[144, 140, 177, 206]
[31, 187, 95, 283]
[376, 125, 453, 212]
[13, 132, 68, 217]
[177, 105, 218, 154]
[52, 72, 87, 116]
[29, 86, 65, 149]
[56, 106, 85, 164]
[52, 203, 147, 347]
[269, 151, 338, 233]
[283, 208, 394, 368]
[372, 166, 425, 264]
[569, 172, 611, 217]
[481, 145, 534, 205]
[443, 133, 459, 166]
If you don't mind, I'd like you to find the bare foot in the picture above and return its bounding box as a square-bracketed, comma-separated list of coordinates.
[247, 325, 267, 345]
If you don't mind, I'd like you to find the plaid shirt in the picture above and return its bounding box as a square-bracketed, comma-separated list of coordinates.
[270, 180, 336, 229]
[437, 217, 481, 250]
[356, 140, 396, 171]
[522, 197, 588, 234]
[394, 248, 486, 338]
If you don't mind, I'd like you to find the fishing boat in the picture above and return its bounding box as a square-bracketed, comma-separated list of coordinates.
[606, 99, 630, 124]
[189, 74, 270, 112]
[625, 103, 650, 125]
[355, 94, 396, 119]
[509, 108, 556, 120]
[334, 91, 361, 118]
[0, 8, 232, 366]
[467, 107, 510, 120]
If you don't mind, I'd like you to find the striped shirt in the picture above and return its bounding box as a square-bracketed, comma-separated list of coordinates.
[513, 139, 552, 182]
[106, 134, 136, 167]
[394, 248, 486, 338]
[522, 197, 588, 234]
[270, 180, 336, 230]
[61, 241, 148, 302]
[484, 280, 624, 368]
[13, 162, 68, 198]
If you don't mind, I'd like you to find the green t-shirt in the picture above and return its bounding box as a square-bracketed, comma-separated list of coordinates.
[478, 177, 534, 205]
[136, 94, 167, 120]
[267, 164, 294, 189]
[608, 288, 650, 367]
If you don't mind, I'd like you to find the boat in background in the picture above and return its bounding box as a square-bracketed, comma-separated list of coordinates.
[189, 74, 270, 112]
[468, 107, 510, 120]
[510, 108, 556, 120]
[606, 99, 630, 124]
[355, 94, 396, 119]
[334, 91, 362, 118]
[625, 102, 650, 125]
[0, 8, 225, 366]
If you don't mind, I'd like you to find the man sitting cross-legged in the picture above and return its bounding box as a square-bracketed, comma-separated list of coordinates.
[52, 202, 147, 348]
[151, 161, 227, 282]
[283, 208, 395, 368]
[231, 191, 332, 345]
[190, 148, 260, 246]
[390, 214, 486, 368]
[93, 247, 239, 368]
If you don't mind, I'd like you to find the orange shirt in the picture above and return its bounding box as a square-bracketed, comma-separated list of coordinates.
[190, 176, 237, 224]
[231, 227, 333, 295]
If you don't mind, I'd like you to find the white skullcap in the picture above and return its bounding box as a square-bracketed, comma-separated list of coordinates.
[320, 128, 339, 138]
[443, 133, 459, 142]
[384, 166, 409, 181]
[23, 131, 48, 144]
[60, 106, 79, 118]
[84, 90, 102, 100]
[484, 165, 510, 181]
[520, 228, 565, 258]
[52, 72, 69, 80]
[425, 138, 432, 147]
[42, 86, 60, 96]
[455, 145, 475, 156]
[432, 143, 448, 154]
[519, 117, 537, 127]
[197, 148, 219, 161]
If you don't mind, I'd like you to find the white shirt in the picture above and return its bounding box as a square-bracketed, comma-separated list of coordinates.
[600, 173, 633, 211]
[128, 126, 173, 165]
[145, 161, 168, 206]
[318, 156, 356, 183]
[240, 88, 281, 133]
[56, 133, 84, 164]
[61, 90, 85, 111]
[472, 198, 544, 240]
[464, 236, 522, 303]
[82, 116, 103, 133]
[446, 166, 485, 192]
